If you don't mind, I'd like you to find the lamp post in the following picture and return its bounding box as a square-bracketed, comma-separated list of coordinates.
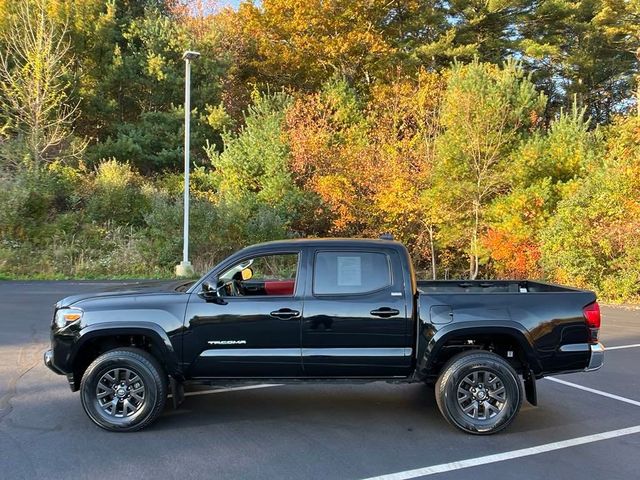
[176, 50, 200, 277]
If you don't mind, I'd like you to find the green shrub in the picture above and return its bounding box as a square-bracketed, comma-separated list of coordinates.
[141, 193, 224, 273]
[540, 117, 640, 302]
[0, 167, 80, 243]
[85, 159, 151, 227]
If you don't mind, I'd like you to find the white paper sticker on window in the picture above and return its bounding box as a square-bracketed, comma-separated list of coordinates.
[337, 256, 362, 286]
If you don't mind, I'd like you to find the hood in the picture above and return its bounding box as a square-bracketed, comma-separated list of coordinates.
[56, 279, 195, 308]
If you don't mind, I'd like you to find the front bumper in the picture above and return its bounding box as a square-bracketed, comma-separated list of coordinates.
[44, 349, 77, 390]
[44, 349, 64, 375]
[585, 342, 605, 372]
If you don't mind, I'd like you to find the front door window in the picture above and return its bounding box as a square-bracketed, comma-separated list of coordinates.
[218, 253, 299, 297]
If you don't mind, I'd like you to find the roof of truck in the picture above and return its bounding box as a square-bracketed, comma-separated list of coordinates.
[242, 237, 405, 250]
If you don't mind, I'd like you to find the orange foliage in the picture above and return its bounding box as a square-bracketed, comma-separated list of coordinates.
[482, 229, 542, 279]
[285, 70, 446, 249]
[285, 90, 376, 234]
[366, 71, 445, 260]
[225, 0, 398, 89]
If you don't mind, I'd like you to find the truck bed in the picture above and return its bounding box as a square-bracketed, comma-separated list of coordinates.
[417, 280, 585, 294]
[415, 279, 598, 379]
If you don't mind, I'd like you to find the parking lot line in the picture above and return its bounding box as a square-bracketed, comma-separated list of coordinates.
[606, 343, 640, 350]
[545, 377, 640, 407]
[359, 425, 640, 480]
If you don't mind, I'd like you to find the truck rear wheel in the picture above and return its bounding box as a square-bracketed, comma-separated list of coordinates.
[80, 348, 167, 432]
[435, 350, 523, 435]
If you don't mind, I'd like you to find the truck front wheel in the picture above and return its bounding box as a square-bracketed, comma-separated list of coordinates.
[80, 348, 167, 432]
[435, 351, 523, 435]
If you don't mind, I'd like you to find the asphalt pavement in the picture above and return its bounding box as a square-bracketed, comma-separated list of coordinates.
[0, 281, 638, 480]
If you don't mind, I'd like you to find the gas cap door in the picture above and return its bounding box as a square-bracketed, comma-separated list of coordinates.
[430, 305, 453, 325]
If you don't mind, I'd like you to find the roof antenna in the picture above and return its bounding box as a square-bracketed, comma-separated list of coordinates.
[379, 233, 394, 241]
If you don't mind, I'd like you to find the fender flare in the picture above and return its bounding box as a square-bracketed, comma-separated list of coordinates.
[417, 321, 542, 378]
[70, 321, 182, 377]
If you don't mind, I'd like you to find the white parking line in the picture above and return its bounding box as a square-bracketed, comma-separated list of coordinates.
[360, 425, 640, 480]
[606, 343, 640, 351]
[545, 377, 640, 407]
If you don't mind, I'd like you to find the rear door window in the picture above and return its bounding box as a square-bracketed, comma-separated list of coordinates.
[313, 251, 391, 295]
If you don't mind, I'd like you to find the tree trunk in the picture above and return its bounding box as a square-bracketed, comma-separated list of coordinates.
[637, 78, 640, 118]
[428, 225, 437, 280]
[472, 254, 479, 280]
[469, 254, 475, 279]
[470, 199, 480, 280]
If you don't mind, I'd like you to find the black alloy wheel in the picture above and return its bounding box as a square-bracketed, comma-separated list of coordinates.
[80, 348, 167, 432]
[435, 350, 523, 434]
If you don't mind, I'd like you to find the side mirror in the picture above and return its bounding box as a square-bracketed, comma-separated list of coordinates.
[199, 279, 227, 304]
[241, 267, 253, 281]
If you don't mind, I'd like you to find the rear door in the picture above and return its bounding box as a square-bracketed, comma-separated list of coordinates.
[301, 247, 412, 377]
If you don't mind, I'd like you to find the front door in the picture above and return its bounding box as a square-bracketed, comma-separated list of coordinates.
[183, 252, 304, 378]
[301, 248, 412, 377]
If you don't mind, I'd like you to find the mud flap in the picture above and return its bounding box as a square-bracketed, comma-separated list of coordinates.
[170, 376, 184, 409]
[523, 370, 537, 406]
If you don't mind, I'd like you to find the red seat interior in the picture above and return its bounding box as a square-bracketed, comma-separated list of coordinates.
[264, 280, 295, 296]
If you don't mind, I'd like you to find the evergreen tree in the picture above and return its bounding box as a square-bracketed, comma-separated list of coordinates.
[208, 91, 318, 246]
[520, 0, 639, 122]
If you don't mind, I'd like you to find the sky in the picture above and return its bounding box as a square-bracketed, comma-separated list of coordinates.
[217, 0, 243, 8]
[185, 0, 248, 15]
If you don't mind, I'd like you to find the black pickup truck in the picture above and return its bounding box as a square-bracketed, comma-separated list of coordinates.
[44, 238, 604, 434]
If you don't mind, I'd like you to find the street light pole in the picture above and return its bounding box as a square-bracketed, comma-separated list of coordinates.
[176, 50, 200, 277]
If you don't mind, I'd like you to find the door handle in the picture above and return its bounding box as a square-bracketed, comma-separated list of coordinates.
[270, 308, 300, 319]
[370, 307, 400, 318]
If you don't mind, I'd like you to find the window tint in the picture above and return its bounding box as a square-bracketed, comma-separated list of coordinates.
[313, 251, 391, 295]
[248, 254, 298, 282]
[219, 253, 298, 297]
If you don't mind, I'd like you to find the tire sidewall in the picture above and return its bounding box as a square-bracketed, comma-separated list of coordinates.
[440, 354, 522, 435]
[80, 352, 161, 432]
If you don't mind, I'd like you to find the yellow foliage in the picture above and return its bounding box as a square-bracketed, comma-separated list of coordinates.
[94, 159, 139, 189]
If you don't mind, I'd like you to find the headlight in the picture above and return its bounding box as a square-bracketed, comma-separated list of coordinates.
[54, 308, 83, 329]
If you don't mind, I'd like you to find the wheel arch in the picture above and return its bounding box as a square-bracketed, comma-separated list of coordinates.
[417, 322, 541, 381]
[69, 322, 182, 391]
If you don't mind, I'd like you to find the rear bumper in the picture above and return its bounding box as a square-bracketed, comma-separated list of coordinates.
[585, 342, 605, 372]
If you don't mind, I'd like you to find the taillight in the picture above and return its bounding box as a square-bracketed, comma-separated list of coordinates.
[583, 302, 601, 343]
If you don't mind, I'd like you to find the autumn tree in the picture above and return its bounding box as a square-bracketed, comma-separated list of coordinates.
[435, 59, 546, 279]
[366, 71, 446, 277]
[483, 103, 602, 279]
[228, 0, 401, 90]
[285, 73, 451, 276]
[286, 79, 374, 234]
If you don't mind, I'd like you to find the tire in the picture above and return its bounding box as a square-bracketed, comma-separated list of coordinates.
[435, 350, 523, 435]
[80, 348, 167, 432]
